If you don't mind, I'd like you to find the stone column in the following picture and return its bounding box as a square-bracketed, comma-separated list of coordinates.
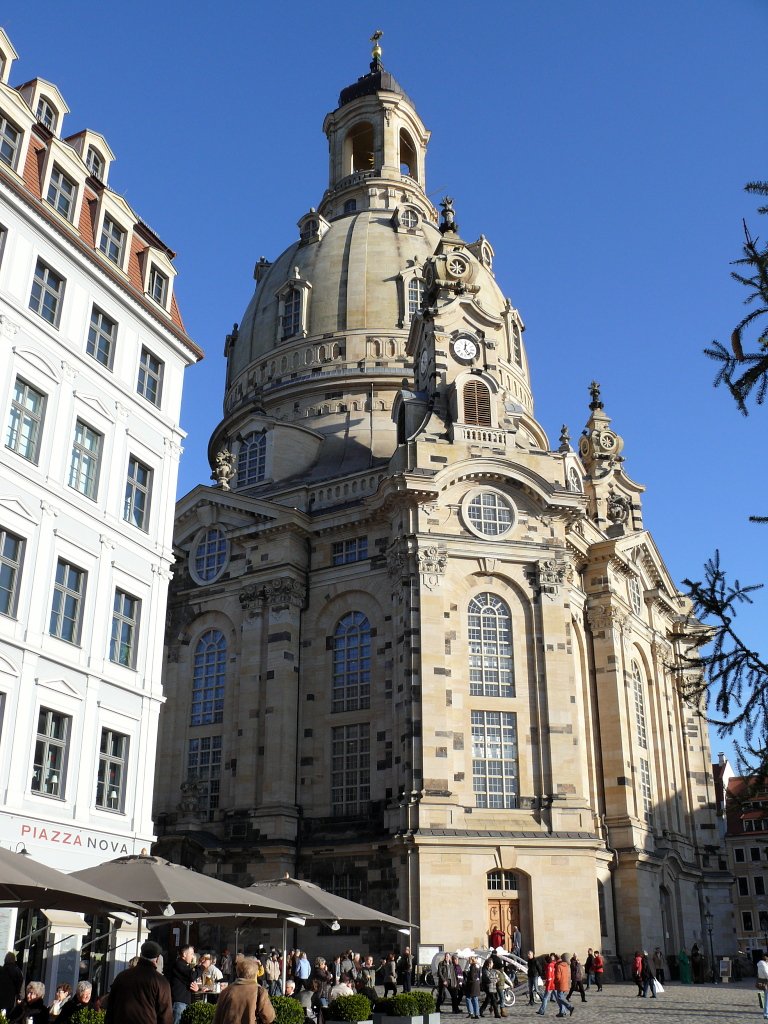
[43, 911, 89, 997]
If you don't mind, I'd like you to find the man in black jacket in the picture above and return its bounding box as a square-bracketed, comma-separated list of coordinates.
[105, 941, 172, 1024]
[169, 946, 199, 1024]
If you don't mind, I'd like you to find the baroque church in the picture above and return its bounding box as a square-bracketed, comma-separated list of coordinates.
[153, 42, 731, 960]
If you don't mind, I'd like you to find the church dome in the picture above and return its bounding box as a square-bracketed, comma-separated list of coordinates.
[230, 210, 443, 380]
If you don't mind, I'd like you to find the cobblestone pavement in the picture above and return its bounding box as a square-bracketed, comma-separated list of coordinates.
[440, 981, 765, 1022]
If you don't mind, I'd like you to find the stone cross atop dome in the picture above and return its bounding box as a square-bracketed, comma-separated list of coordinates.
[370, 30, 383, 73]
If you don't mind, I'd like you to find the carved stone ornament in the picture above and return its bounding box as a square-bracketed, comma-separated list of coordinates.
[534, 558, 567, 596]
[177, 778, 206, 817]
[211, 448, 236, 490]
[387, 543, 410, 584]
[586, 604, 628, 633]
[606, 488, 630, 525]
[418, 545, 447, 590]
[0, 314, 19, 338]
[239, 576, 306, 612]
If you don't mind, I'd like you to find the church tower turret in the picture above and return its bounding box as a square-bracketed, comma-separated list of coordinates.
[319, 33, 435, 223]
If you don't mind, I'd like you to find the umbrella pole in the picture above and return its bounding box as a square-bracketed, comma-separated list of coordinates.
[136, 912, 142, 959]
[281, 918, 287, 993]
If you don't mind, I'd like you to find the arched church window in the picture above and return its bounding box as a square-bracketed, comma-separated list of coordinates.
[191, 628, 226, 725]
[463, 380, 492, 426]
[192, 527, 228, 584]
[399, 128, 417, 179]
[281, 287, 301, 340]
[332, 611, 371, 713]
[346, 121, 375, 174]
[632, 660, 647, 749]
[237, 432, 266, 487]
[407, 277, 424, 321]
[300, 218, 318, 241]
[468, 593, 514, 697]
[567, 467, 582, 493]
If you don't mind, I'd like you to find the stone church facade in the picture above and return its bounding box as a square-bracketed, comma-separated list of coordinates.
[153, 44, 731, 960]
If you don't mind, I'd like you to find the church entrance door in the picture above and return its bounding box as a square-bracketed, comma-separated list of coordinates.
[487, 897, 519, 949]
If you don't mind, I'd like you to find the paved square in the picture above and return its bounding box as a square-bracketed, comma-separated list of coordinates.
[468, 981, 763, 1022]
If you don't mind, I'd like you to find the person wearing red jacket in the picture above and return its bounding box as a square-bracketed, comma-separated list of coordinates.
[553, 955, 575, 1018]
[536, 955, 558, 1017]
[592, 951, 604, 992]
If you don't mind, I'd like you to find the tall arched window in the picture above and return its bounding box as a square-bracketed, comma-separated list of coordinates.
[191, 629, 226, 725]
[463, 380, 492, 426]
[332, 612, 371, 712]
[468, 593, 514, 697]
[237, 432, 267, 486]
[632, 660, 647, 749]
[281, 287, 301, 339]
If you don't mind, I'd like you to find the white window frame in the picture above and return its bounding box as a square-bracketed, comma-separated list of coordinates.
[36, 96, 57, 131]
[124, 456, 152, 530]
[6, 376, 46, 464]
[397, 267, 425, 328]
[87, 306, 117, 369]
[137, 346, 163, 406]
[68, 419, 102, 500]
[148, 265, 168, 306]
[110, 588, 140, 668]
[29, 259, 65, 327]
[96, 728, 128, 812]
[0, 109, 21, 168]
[85, 145, 105, 180]
[0, 526, 24, 618]
[46, 165, 77, 221]
[99, 215, 126, 266]
[49, 558, 86, 644]
[31, 707, 70, 799]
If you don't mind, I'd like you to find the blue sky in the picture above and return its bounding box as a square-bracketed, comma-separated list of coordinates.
[4, 1, 766, 763]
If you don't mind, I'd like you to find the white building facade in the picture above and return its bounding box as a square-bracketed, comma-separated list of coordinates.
[0, 26, 201, 988]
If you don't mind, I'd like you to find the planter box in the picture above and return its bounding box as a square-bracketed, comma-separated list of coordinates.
[374, 1015, 424, 1024]
[424, 1014, 440, 1024]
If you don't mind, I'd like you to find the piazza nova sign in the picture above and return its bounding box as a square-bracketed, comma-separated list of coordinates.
[0, 812, 148, 868]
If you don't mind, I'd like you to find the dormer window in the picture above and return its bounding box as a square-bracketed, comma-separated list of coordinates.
[99, 216, 126, 266]
[281, 287, 301, 339]
[401, 208, 418, 229]
[343, 199, 357, 214]
[276, 270, 311, 343]
[408, 278, 424, 321]
[86, 146, 105, 180]
[36, 96, 57, 132]
[236, 432, 267, 486]
[149, 266, 168, 306]
[0, 111, 20, 169]
[46, 166, 76, 221]
[300, 218, 318, 242]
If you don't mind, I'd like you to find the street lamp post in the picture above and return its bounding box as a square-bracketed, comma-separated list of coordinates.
[704, 911, 717, 984]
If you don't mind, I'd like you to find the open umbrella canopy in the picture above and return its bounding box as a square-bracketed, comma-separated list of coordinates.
[245, 875, 413, 929]
[71, 854, 307, 917]
[0, 846, 143, 915]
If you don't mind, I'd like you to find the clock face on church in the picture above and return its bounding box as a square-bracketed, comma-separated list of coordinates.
[451, 334, 478, 363]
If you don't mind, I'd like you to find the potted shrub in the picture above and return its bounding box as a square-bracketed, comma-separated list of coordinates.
[327, 993, 373, 1024]
[375, 992, 423, 1024]
[180, 1003, 216, 1024]
[273, 996, 307, 1024]
[409, 990, 438, 1024]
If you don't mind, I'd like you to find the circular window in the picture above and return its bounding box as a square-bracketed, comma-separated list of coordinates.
[462, 489, 515, 538]
[447, 255, 469, 278]
[191, 527, 228, 584]
[401, 208, 418, 229]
